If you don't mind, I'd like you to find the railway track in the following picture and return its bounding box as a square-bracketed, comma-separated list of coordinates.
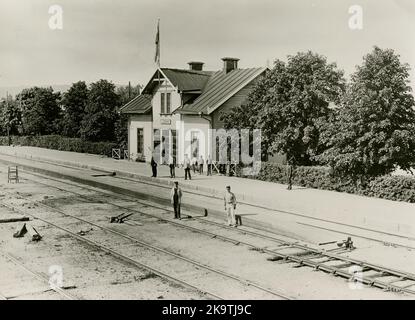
[11, 168, 410, 250]
[1, 158, 413, 248]
[0, 192, 291, 300]
[4, 157, 414, 248]
[4, 170, 415, 296]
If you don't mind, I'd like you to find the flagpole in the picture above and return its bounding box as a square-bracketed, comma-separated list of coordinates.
[155, 18, 160, 68]
[158, 18, 160, 68]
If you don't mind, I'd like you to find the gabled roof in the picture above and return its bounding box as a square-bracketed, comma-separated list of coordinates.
[121, 65, 267, 115]
[120, 94, 152, 114]
[141, 68, 213, 94]
[161, 68, 213, 92]
[178, 67, 266, 115]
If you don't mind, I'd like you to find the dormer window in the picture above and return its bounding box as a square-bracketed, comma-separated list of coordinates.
[160, 92, 171, 114]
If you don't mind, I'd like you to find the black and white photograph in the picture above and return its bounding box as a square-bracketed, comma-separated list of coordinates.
[0, 0, 414, 309]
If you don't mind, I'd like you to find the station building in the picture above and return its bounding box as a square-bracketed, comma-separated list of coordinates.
[120, 58, 267, 164]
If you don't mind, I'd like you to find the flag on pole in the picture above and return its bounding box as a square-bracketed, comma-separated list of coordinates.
[154, 19, 160, 67]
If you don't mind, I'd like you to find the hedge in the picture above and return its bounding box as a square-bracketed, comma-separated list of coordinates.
[237, 162, 415, 203]
[0, 135, 118, 157]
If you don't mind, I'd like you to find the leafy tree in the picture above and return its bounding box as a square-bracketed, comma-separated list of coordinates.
[114, 113, 129, 149]
[116, 83, 141, 105]
[316, 47, 415, 177]
[114, 83, 142, 148]
[61, 81, 89, 137]
[221, 52, 345, 165]
[0, 95, 22, 136]
[80, 80, 120, 142]
[19, 87, 62, 135]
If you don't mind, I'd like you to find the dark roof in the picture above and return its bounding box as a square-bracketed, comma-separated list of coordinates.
[141, 68, 214, 94]
[178, 67, 266, 114]
[122, 66, 267, 115]
[161, 68, 213, 92]
[120, 94, 152, 114]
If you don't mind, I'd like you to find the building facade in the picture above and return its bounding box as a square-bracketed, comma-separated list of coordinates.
[120, 58, 267, 164]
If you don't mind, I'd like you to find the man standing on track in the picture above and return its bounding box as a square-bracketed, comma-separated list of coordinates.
[170, 181, 182, 219]
[224, 185, 237, 227]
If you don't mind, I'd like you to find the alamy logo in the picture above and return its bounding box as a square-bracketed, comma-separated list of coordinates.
[49, 265, 63, 289]
[151, 128, 262, 176]
[348, 5, 363, 30]
[48, 5, 63, 30]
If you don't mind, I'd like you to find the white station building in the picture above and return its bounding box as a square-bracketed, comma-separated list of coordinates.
[120, 58, 267, 164]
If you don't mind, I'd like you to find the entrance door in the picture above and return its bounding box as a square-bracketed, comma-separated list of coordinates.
[137, 128, 144, 159]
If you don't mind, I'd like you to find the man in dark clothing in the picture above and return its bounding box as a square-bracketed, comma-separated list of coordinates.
[170, 181, 182, 219]
[151, 157, 157, 178]
[168, 156, 175, 178]
[184, 154, 191, 180]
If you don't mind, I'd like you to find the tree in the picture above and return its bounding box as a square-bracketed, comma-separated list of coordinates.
[19, 87, 62, 135]
[80, 80, 120, 142]
[221, 52, 345, 165]
[116, 83, 141, 105]
[316, 47, 415, 177]
[61, 81, 89, 137]
[0, 95, 22, 136]
[114, 83, 142, 148]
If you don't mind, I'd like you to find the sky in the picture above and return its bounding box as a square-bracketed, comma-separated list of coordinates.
[0, 0, 414, 92]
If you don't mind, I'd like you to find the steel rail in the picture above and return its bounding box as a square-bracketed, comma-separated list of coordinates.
[18, 168, 415, 250]
[2, 158, 412, 244]
[11, 171, 415, 295]
[0, 201, 224, 300]
[0, 198, 291, 300]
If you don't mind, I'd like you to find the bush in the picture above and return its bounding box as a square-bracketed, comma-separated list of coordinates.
[237, 162, 415, 203]
[363, 175, 415, 202]
[0, 135, 118, 157]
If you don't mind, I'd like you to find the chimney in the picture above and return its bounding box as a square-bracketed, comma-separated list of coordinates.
[222, 57, 239, 74]
[188, 61, 204, 71]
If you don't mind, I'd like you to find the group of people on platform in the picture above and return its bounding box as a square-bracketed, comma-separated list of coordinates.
[150, 154, 213, 179]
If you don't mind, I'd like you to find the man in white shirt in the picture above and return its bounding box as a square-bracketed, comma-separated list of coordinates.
[199, 155, 204, 174]
[207, 155, 212, 176]
[223, 185, 237, 227]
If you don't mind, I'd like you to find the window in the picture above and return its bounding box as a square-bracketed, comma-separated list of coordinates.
[166, 93, 171, 114]
[160, 92, 172, 114]
[137, 128, 144, 154]
[160, 93, 165, 114]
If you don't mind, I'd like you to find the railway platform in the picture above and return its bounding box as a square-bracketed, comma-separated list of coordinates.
[0, 145, 414, 276]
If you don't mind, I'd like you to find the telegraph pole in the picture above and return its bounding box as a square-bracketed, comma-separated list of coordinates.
[6, 91, 10, 146]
